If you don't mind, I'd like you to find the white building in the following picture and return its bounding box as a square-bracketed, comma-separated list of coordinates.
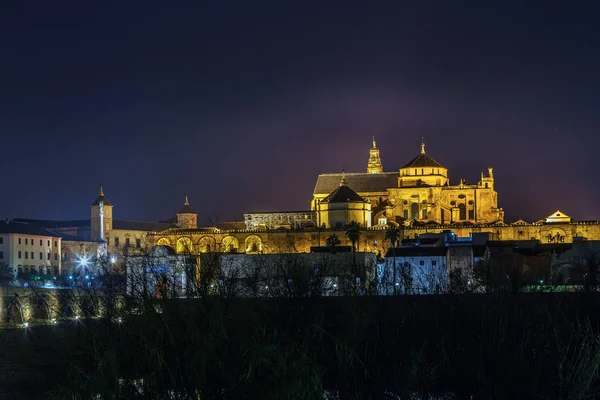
[0, 220, 62, 278]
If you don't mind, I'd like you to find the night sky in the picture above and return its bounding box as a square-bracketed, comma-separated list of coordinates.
[2, 2, 599, 225]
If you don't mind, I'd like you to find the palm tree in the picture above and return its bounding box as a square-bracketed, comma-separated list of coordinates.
[326, 234, 341, 250]
[345, 221, 362, 268]
[0, 262, 14, 286]
[385, 225, 401, 294]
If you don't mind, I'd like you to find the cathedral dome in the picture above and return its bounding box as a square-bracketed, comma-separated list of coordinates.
[398, 140, 449, 187]
[401, 141, 445, 169]
[316, 173, 372, 228]
[321, 184, 366, 203]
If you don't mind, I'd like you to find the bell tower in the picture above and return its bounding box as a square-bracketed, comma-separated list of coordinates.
[91, 184, 113, 242]
[367, 136, 383, 174]
[176, 196, 198, 229]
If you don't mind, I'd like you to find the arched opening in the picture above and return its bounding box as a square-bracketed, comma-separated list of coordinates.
[221, 236, 239, 253]
[198, 236, 216, 253]
[176, 237, 193, 254]
[157, 237, 171, 247]
[245, 235, 263, 254]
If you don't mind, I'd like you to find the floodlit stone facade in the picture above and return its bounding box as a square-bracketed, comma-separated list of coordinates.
[313, 139, 503, 225]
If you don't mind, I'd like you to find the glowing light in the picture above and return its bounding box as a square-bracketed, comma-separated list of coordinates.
[110, 256, 117, 264]
[117, 317, 122, 323]
[85, 275, 89, 280]
[75, 315, 80, 320]
[77, 254, 90, 268]
[68, 275, 73, 280]
[23, 322, 29, 328]
[333, 284, 338, 288]
[51, 318, 57, 325]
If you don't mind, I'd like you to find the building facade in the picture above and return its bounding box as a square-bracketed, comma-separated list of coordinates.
[313, 139, 504, 225]
[0, 220, 62, 277]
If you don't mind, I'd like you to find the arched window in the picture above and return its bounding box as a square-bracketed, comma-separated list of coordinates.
[245, 235, 263, 254]
[157, 237, 170, 246]
[222, 236, 239, 253]
[176, 237, 193, 254]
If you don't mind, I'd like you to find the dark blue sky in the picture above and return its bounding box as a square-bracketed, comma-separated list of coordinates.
[1, 1, 599, 224]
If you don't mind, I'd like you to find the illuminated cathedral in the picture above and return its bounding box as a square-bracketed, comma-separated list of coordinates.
[15, 138, 600, 265]
[312, 138, 504, 228]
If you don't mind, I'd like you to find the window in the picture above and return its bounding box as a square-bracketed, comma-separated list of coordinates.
[0, 251, 3, 259]
[39, 252, 43, 260]
[421, 168, 424, 174]
[30, 252, 34, 259]
[459, 204, 467, 220]
[25, 238, 28, 245]
[54, 253, 57, 261]
[47, 252, 50, 260]
[25, 252, 28, 259]
[54, 241, 57, 247]
[432, 260, 437, 266]
[414, 169, 417, 175]
[106, 237, 110, 246]
[40, 240, 42, 246]
[114, 237, 120, 247]
[125, 238, 130, 247]
[18, 251, 22, 259]
[136, 238, 141, 248]
[47, 240, 50, 246]
[419, 260, 424, 266]
[18, 238, 21, 244]
[0, 238, 3, 244]
[468, 210, 475, 219]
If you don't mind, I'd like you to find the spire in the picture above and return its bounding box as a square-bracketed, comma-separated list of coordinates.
[367, 136, 384, 174]
[99, 184, 104, 196]
[178, 196, 195, 214]
[340, 169, 347, 186]
[421, 137, 425, 154]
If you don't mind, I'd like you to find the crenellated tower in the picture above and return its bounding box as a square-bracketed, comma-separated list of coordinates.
[367, 136, 383, 174]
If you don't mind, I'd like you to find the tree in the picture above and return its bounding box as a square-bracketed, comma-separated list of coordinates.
[326, 234, 341, 250]
[0, 262, 14, 286]
[384, 225, 401, 294]
[345, 221, 362, 275]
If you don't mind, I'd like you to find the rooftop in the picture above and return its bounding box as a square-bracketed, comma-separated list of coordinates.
[0, 220, 62, 237]
[314, 172, 398, 195]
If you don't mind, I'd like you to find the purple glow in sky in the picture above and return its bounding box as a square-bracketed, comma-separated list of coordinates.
[1, 2, 599, 224]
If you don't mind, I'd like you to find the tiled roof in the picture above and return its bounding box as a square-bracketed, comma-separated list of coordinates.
[91, 194, 111, 206]
[401, 153, 445, 169]
[11, 218, 90, 228]
[0, 221, 62, 237]
[178, 204, 195, 214]
[321, 184, 366, 203]
[314, 172, 398, 195]
[113, 220, 176, 232]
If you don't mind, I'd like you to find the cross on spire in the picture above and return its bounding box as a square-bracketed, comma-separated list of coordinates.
[99, 184, 104, 196]
[421, 137, 425, 154]
[340, 169, 347, 186]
